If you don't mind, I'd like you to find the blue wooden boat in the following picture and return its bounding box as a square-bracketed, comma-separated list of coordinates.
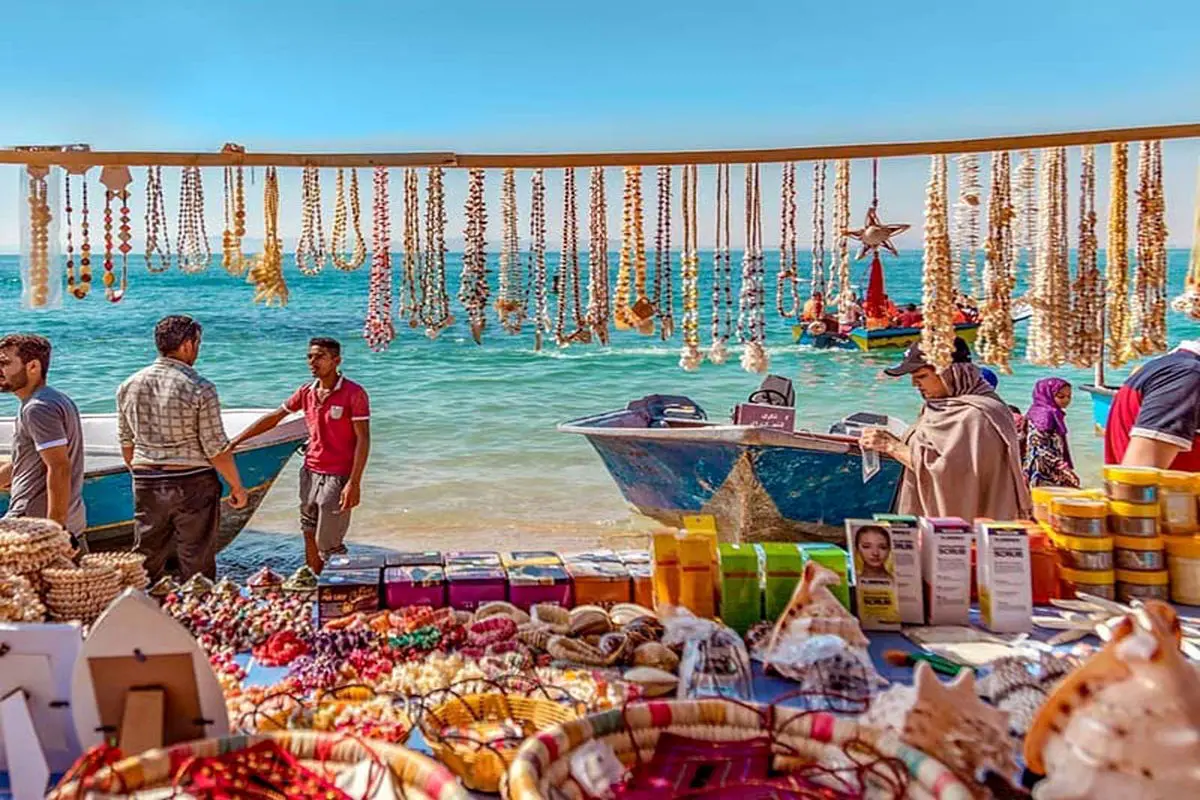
[1080, 384, 1116, 435]
[559, 398, 904, 543]
[0, 409, 307, 551]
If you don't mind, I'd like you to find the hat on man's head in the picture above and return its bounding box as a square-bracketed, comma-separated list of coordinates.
[884, 342, 932, 377]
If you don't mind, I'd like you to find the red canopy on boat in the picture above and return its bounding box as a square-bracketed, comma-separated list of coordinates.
[864, 253, 886, 319]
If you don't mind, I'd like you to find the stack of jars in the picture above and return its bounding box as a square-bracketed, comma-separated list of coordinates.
[1161, 470, 1200, 605]
[1104, 466, 1169, 603]
[1049, 494, 1113, 600]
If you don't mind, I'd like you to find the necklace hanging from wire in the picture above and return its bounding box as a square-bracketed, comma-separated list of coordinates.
[364, 166, 395, 351]
[222, 165, 248, 276]
[460, 167, 489, 344]
[330, 168, 367, 271]
[586, 167, 611, 345]
[145, 166, 172, 274]
[1132, 140, 1167, 356]
[978, 151, 1017, 373]
[1172, 161, 1200, 320]
[738, 164, 769, 373]
[64, 169, 92, 300]
[679, 164, 702, 371]
[557, 167, 589, 345]
[421, 166, 452, 339]
[615, 166, 654, 334]
[709, 164, 734, 364]
[952, 153, 982, 300]
[529, 168, 552, 350]
[100, 166, 134, 302]
[296, 166, 327, 276]
[806, 161, 829, 332]
[176, 166, 211, 274]
[844, 159, 909, 326]
[401, 168, 422, 329]
[247, 167, 288, 306]
[496, 167, 525, 334]
[777, 162, 800, 321]
[654, 165, 674, 340]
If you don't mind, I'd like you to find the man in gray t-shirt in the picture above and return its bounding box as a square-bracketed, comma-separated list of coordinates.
[0, 334, 87, 543]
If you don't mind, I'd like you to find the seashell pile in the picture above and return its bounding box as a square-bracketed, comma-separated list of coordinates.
[41, 563, 122, 623]
[81, 552, 149, 591]
[0, 570, 47, 622]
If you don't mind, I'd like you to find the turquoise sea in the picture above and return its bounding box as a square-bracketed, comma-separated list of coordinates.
[2, 251, 1197, 551]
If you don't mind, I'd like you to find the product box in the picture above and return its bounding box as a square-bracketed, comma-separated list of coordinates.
[325, 553, 386, 572]
[383, 565, 447, 609]
[384, 551, 443, 567]
[627, 562, 654, 608]
[617, 550, 651, 566]
[796, 542, 851, 611]
[845, 520, 900, 630]
[757, 543, 805, 621]
[506, 563, 572, 610]
[677, 533, 716, 618]
[445, 551, 502, 568]
[976, 521, 1033, 633]
[651, 532, 681, 609]
[717, 543, 761, 634]
[873, 513, 925, 624]
[919, 516, 974, 625]
[445, 564, 507, 610]
[564, 557, 632, 608]
[503, 551, 562, 567]
[317, 569, 381, 625]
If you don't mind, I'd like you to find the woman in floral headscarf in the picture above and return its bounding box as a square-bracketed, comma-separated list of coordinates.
[1024, 377, 1080, 488]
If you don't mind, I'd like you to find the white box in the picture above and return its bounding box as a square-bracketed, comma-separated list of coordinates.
[873, 514, 924, 624]
[976, 521, 1033, 633]
[919, 517, 973, 625]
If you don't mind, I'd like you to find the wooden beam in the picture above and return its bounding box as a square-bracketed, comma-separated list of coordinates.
[2, 122, 1199, 170]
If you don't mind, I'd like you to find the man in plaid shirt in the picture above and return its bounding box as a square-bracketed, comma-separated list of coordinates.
[117, 315, 248, 581]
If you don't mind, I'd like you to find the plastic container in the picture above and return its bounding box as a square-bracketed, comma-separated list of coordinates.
[1165, 535, 1200, 605]
[1029, 528, 1058, 605]
[1159, 471, 1200, 535]
[445, 564, 508, 610]
[1050, 497, 1107, 537]
[384, 565, 447, 609]
[1103, 466, 1160, 504]
[1115, 569, 1170, 603]
[506, 564, 572, 611]
[1059, 567, 1115, 601]
[1112, 535, 1166, 571]
[651, 532, 681, 610]
[564, 557, 632, 609]
[717, 544, 761, 635]
[1108, 500, 1160, 537]
[1031, 486, 1083, 525]
[1052, 533, 1114, 571]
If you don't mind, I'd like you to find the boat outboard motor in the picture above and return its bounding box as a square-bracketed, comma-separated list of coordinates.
[627, 394, 707, 427]
[747, 375, 795, 408]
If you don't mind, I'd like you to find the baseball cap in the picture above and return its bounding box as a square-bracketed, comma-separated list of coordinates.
[884, 342, 932, 377]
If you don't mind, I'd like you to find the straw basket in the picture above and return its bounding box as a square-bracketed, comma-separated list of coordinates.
[506, 698, 974, 800]
[420, 690, 583, 793]
[47, 730, 468, 800]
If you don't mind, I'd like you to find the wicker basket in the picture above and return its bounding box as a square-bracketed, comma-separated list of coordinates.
[420, 690, 583, 793]
[505, 698, 974, 800]
[47, 730, 467, 800]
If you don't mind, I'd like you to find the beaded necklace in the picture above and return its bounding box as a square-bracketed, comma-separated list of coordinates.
[1028, 148, 1069, 366]
[953, 154, 982, 298]
[364, 166, 395, 352]
[528, 169, 551, 350]
[615, 166, 654, 334]
[978, 152, 1016, 373]
[421, 166, 452, 339]
[1132, 140, 1167, 356]
[1171, 163, 1200, 320]
[810, 161, 828, 316]
[709, 164, 733, 364]
[1106, 143, 1134, 367]
[678, 164, 702, 371]
[296, 166, 327, 276]
[586, 167, 611, 345]
[24, 167, 52, 309]
[64, 170, 93, 300]
[1012, 151, 1038, 276]
[330, 168, 367, 271]
[556, 168, 589, 344]
[496, 167, 525, 334]
[921, 155, 954, 369]
[654, 165, 674, 340]
[221, 166, 248, 275]
[1070, 146, 1103, 367]
[247, 167, 288, 306]
[832, 160, 852, 316]
[460, 168, 489, 344]
[144, 166, 172, 273]
[401, 168, 422, 328]
[777, 162, 800, 320]
[176, 166, 211, 274]
[100, 166, 133, 302]
[738, 164, 768, 373]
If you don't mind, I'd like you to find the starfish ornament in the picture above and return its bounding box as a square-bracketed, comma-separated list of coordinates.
[844, 207, 910, 260]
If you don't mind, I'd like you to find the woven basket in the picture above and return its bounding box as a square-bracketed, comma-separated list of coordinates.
[421, 691, 583, 793]
[47, 730, 467, 800]
[505, 698, 974, 800]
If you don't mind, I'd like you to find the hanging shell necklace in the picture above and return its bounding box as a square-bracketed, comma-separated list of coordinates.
[679, 164, 702, 371]
[1106, 143, 1133, 367]
[1070, 146, 1103, 368]
[296, 166, 327, 276]
[529, 168, 552, 350]
[144, 166, 172, 273]
[978, 152, 1016, 373]
[64, 170, 92, 300]
[709, 164, 733, 364]
[1132, 140, 1167, 356]
[176, 166, 211, 274]
[586, 167, 611, 345]
[921, 155, 955, 369]
[1171, 163, 1200, 320]
[401, 168, 422, 328]
[421, 166, 452, 339]
[1028, 148, 1069, 366]
[615, 166, 654, 334]
[738, 164, 768, 373]
[364, 166, 395, 351]
[832, 160, 852, 316]
[953, 153, 982, 298]
[557, 168, 589, 344]
[330, 168, 367, 271]
[777, 162, 800, 320]
[496, 167, 525, 333]
[23, 167, 52, 308]
[100, 166, 133, 302]
[221, 166, 248, 275]
[247, 167, 288, 306]
[810, 161, 828, 316]
[460, 168, 489, 344]
[654, 165, 674, 340]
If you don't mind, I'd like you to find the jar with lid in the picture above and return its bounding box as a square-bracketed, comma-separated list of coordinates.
[1114, 569, 1170, 603]
[1051, 497, 1107, 537]
[1108, 500, 1160, 537]
[1159, 470, 1199, 536]
[1165, 535, 1200, 606]
[1112, 535, 1166, 571]
[1031, 487, 1082, 525]
[1052, 533, 1114, 571]
[1059, 567, 1115, 601]
[1103, 465, 1160, 504]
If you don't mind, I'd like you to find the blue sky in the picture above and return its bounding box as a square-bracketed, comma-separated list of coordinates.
[1, 0, 1199, 249]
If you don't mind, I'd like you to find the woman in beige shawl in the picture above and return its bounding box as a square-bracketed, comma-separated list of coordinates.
[861, 344, 1031, 520]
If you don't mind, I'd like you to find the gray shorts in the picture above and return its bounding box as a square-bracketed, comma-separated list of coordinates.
[299, 467, 352, 558]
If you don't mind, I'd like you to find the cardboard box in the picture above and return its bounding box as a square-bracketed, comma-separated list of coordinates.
[976, 521, 1033, 633]
[651, 533, 680, 609]
[564, 558, 632, 608]
[383, 565, 446, 609]
[506, 563, 572, 610]
[845, 520, 900, 630]
[317, 569, 381, 625]
[325, 554, 386, 572]
[757, 543, 805, 621]
[919, 517, 974, 625]
[797, 542, 851, 611]
[445, 564, 507, 610]
[873, 513, 924, 625]
[718, 544, 761, 634]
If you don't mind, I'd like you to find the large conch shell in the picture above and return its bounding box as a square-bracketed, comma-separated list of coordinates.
[765, 560, 869, 656]
[1024, 600, 1200, 799]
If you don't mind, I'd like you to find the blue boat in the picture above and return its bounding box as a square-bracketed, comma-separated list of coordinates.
[1080, 384, 1116, 434]
[559, 397, 904, 543]
[0, 409, 307, 551]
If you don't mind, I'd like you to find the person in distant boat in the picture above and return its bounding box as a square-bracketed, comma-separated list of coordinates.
[1104, 339, 1200, 471]
[897, 304, 923, 329]
[118, 316, 248, 582]
[860, 342, 1031, 520]
[0, 334, 87, 549]
[230, 337, 371, 573]
[1024, 378, 1080, 488]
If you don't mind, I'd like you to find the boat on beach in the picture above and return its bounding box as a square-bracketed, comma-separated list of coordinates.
[0, 409, 307, 552]
[560, 395, 904, 543]
[1080, 383, 1116, 434]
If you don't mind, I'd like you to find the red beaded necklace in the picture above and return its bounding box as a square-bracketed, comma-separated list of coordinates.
[64, 169, 93, 300]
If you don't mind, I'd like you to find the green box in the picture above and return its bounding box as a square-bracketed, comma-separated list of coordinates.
[718, 543, 762, 634]
[755, 543, 804, 623]
[798, 542, 851, 611]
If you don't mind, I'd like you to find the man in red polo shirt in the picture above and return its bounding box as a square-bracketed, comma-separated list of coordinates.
[1104, 340, 1200, 471]
[231, 337, 371, 572]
